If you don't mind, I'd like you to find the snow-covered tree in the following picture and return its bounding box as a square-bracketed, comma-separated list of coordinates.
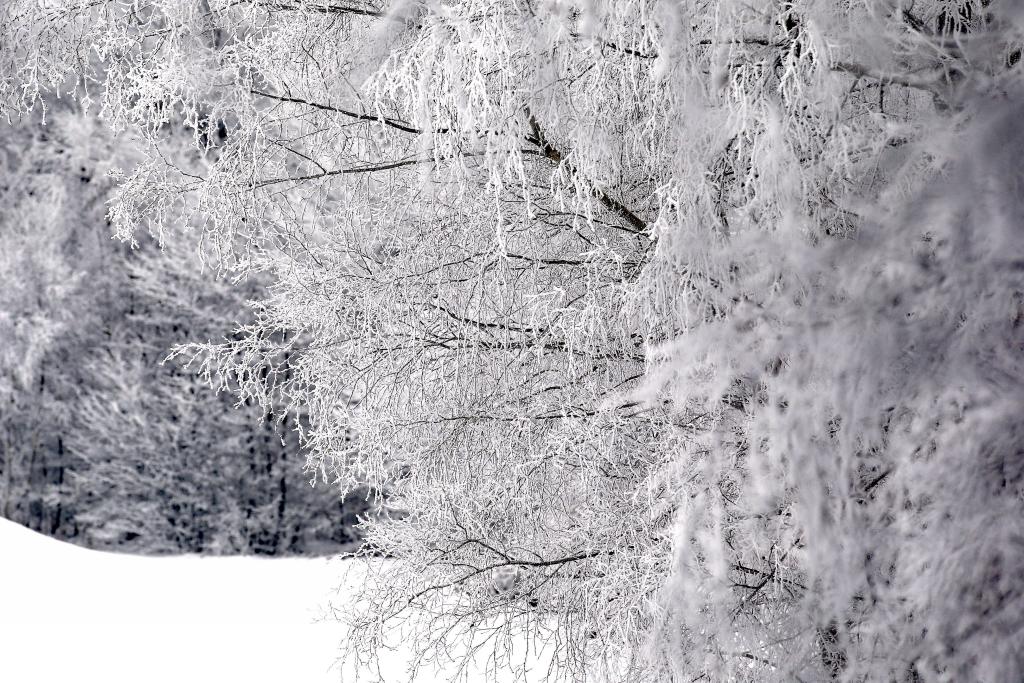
[4, 0, 1023, 679]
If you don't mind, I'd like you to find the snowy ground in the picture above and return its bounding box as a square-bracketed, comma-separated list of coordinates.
[1, 518, 350, 682]
[0, 519, 551, 682]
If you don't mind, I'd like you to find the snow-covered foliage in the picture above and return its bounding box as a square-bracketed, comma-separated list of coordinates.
[4, 0, 1023, 680]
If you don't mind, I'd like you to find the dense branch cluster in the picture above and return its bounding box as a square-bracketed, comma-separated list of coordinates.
[4, 1, 1023, 680]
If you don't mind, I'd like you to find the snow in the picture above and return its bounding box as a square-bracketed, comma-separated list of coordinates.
[0, 518, 551, 682]
[1, 517, 348, 682]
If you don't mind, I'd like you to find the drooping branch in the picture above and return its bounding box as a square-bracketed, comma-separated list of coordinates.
[251, 88, 424, 135]
[255, 156, 433, 186]
[525, 112, 649, 237]
[251, 1, 383, 18]
[831, 60, 944, 96]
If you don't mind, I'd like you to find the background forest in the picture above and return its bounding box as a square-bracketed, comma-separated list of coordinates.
[3, 1, 1024, 682]
[0, 104, 366, 555]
